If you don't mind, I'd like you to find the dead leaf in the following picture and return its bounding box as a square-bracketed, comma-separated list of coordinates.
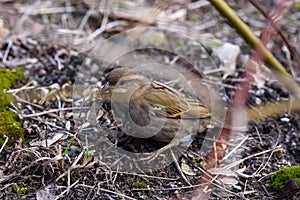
[181, 159, 196, 176]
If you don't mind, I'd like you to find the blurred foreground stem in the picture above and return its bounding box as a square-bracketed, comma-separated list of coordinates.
[210, 0, 300, 98]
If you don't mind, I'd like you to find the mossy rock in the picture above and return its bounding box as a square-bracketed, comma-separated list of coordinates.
[0, 68, 25, 146]
[269, 166, 300, 191]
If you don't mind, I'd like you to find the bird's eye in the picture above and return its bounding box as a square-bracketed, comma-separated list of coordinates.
[152, 105, 162, 110]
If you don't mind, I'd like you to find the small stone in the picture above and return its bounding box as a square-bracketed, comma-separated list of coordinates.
[266, 88, 277, 99]
[255, 97, 262, 105]
[90, 76, 98, 83]
[280, 90, 289, 98]
[280, 117, 290, 122]
[280, 179, 299, 199]
[255, 89, 265, 97]
[138, 195, 147, 200]
[39, 69, 47, 75]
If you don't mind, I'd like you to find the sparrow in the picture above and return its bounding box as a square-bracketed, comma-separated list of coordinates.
[101, 67, 211, 160]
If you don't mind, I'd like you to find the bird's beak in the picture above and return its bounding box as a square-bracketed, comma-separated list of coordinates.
[101, 82, 110, 92]
[100, 82, 115, 100]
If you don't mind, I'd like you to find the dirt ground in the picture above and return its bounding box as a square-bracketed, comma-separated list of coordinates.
[0, 0, 299, 199]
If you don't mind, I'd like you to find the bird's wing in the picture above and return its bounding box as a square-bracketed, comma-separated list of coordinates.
[183, 98, 211, 119]
[143, 81, 191, 118]
[144, 81, 211, 119]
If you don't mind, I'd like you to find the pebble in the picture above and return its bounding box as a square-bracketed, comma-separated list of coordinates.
[255, 97, 262, 105]
[266, 88, 277, 99]
[280, 90, 289, 98]
[280, 117, 290, 122]
[138, 195, 147, 200]
[90, 76, 98, 83]
[255, 89, 265, 97]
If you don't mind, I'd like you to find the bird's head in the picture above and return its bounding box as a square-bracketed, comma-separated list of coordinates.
[102, 67, 149, 93]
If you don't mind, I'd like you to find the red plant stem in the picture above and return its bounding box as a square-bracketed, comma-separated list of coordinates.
[250, 0, 300, 69]
[193, 1, 293, 198]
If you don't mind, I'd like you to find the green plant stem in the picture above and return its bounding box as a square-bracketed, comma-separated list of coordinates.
[209, 0, 300, 98]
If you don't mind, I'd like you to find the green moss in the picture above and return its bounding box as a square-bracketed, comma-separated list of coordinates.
[0, 91, 15, 111]
[133, 181, 147, 189]
[0, 68, 24, 90]
[11, 182, 30, 194]
[269, 166, 300, 191]
[0, 68, 24, 110]
[0, 68, 25, 147]
[0, 111, 24, 146]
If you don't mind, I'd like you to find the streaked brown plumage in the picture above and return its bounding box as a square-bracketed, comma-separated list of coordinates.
[102, 67, 211, 143]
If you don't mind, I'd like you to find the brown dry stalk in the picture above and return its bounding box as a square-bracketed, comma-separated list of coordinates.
[250, 0, 300, 67]
[193, 1, 294, 198]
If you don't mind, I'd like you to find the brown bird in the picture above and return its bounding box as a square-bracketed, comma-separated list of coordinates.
[101, 67, 211, 160]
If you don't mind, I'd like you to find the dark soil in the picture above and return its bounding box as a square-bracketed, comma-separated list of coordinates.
[0, 0, 299, 199]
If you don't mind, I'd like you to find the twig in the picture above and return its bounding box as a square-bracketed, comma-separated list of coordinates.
[97, 187, 137, 200]
[2, 40, 12, 64]
[170, 150, 191, 185]
[0, 135, 8, 153]
[87, 0, 110, 42]
[54, 180, 79, 200]
[55, 150, 85, 182]
[223, 146, 281, 170]
[21, 107, 89, 118]
[254, 125, 282, 176]
[221, 135, 249, 162]
[111, 171, 179, 181]
[254, 125, 263, 144]
[18, 7, 76, 15]
[78, 183, 137, 200]
[112, 165, 119, 185]
[13, 95, 44, 109]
